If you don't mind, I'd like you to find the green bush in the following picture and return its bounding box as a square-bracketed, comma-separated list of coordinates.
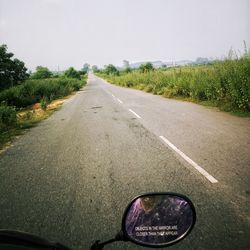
[0, 105, 17, 131]
[0, 77, 86, 108]
[64, 67, 81, 80]
[105, 64, 120, 76]
[30, 66, 53, 79]
[139, 62, 154, 73]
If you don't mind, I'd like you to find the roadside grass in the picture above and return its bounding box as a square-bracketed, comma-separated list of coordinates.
[97, 57, 250, 116]
[0, 76, 87, 151]
[183, 98, 250, 117]
[0, 96, 71, 151]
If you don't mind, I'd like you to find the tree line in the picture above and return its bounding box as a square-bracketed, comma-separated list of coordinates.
[92, 62, 154, 75]
[0, 44, 89, 91]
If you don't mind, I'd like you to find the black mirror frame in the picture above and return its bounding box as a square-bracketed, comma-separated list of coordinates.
[121, 192, 196, 248]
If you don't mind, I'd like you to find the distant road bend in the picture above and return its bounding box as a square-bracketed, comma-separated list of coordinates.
[0, 73, 249, 249]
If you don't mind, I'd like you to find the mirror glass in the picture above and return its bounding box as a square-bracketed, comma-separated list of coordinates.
[123, 193, 195, 246]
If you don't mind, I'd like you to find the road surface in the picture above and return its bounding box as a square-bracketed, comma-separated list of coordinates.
[0, 74, 249, 249]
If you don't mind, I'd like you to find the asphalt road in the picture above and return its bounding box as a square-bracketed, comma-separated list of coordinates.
[0, 74, 249, 250]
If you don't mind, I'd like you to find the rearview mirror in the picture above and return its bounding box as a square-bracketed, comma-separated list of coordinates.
[122, 193, 196, 247]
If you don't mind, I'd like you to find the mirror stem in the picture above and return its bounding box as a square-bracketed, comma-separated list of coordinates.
[91, 231, 127, 250]
[91, 238, 117, 250]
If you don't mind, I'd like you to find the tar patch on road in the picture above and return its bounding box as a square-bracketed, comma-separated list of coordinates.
[91, 106, 103, 109]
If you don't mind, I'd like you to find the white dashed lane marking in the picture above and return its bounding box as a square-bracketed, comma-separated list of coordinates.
[128, 109, 141, 119]
[159, 136, 218, 184]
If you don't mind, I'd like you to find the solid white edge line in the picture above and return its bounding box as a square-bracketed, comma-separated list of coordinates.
[159, 136, 218, 184]
[117, 98, 123, 104]
[128, 109, 141, 119]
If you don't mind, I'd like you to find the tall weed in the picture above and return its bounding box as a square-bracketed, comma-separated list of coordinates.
[99, 57, 250, 112]
[0, 77, 86, 108]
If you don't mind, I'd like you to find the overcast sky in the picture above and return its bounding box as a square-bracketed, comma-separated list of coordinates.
[0, 0, 249, 71]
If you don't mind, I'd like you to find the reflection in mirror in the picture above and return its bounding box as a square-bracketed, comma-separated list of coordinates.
[124, 194, 195, 246]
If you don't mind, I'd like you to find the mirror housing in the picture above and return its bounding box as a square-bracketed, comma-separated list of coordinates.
[122, 192, 196, 248]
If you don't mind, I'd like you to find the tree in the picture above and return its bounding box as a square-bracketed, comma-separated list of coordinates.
[79, 69, 87, 76]
[124, 67, 132, 73]
[123, 60, 129, 68]
[92, 65, 99, 73]
[105, 64, 119, 76]
[139, 62, 154, 73]
[83, 63, 90, 72]
[31, 66, 53, 79]
[79, 63, 90, 75]
[122, 60, 131, 73]
[195, 57, 209, 65]
[64, 67, 81, 79]
[0, 44, 28, 90]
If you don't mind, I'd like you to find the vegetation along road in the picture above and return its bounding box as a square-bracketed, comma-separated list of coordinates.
[0, 74, 249, 249]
